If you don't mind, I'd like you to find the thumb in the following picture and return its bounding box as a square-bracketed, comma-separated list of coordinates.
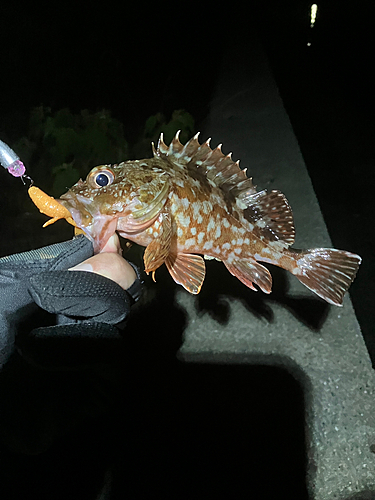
[69, 234, 137, 290]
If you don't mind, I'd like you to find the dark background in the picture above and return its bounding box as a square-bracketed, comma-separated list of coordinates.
[0, 1, 373, 498]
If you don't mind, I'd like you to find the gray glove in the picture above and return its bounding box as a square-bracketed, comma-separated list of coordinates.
[0, 235, 142, 369]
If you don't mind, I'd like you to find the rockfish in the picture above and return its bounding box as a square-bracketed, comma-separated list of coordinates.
[34, 132, 361, 305]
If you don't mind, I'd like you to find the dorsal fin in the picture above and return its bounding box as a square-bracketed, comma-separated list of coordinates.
[154, 131, 256, 198]
[153, 132, 295, 246]
[242, 190, 295, 246]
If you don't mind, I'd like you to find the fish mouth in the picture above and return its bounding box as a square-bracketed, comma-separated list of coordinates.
[59, 192, 93, 228]
[59, 192, 117, 253]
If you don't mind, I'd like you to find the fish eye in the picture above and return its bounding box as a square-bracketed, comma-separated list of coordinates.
[91, 169, 114, 188]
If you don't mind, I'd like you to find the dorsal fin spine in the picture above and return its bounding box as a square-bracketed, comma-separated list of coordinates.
[157, 133, 167, 154]
[155, 132, 256, 199]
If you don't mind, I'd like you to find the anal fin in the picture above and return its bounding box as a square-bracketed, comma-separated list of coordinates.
[165, 253, 206, 294]
[224, 258, 272, 293]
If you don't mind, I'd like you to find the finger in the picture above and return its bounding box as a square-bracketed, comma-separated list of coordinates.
[100, 233, 123, 255]
[69, 254, 137, 291]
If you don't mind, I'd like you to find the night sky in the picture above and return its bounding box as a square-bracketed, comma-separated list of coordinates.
[0, 3, 225, 141]
[1, 2, 372, 159]
[1, 3, 372, 144]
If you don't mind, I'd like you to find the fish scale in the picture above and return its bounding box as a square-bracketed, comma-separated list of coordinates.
[30, 131, 361, 305]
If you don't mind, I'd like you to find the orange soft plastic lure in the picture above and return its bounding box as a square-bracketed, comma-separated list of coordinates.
[28, 186, 77, 228]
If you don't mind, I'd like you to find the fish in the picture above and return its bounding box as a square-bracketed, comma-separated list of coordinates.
[30, 132, 361, 305]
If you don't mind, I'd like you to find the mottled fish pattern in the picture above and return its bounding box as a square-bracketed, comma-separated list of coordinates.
[58, 132, 361, 305]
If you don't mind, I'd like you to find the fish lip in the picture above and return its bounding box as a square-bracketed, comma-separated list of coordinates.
[58, 191, 118, 253]
[59, 192, 92, 227]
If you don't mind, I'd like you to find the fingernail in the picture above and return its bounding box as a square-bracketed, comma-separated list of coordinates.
[101, 233, 122, 254]
[68, 263, 93, 272]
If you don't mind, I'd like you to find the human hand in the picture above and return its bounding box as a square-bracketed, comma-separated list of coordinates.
[69, 233, 138, 291]
[0, 233, 143, 458]
[0, 234, 142, 369]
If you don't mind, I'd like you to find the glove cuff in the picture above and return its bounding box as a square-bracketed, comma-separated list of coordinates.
[125, 261, 143, 303]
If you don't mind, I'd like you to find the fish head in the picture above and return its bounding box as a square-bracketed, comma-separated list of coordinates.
[59, 161, 170, 253]
[59, 163, 134, 252]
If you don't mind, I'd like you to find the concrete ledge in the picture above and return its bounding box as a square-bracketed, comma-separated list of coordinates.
[174, 33, 375, 499]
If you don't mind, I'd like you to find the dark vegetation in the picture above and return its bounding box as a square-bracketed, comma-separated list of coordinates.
[12, 106, 195, 198]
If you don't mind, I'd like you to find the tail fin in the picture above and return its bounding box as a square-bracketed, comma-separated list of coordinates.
[293, 248, 361, 306]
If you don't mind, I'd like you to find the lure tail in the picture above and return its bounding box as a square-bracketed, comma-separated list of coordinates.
[292, 248, 361, 306]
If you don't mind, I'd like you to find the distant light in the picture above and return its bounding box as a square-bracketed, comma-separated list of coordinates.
[307, 42, 312, 46]
[310, 4, 318, 28]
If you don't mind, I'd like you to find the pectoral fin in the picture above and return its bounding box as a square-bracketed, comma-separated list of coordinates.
[143, 211, 172, 275]
[165, 253, 206, 294]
